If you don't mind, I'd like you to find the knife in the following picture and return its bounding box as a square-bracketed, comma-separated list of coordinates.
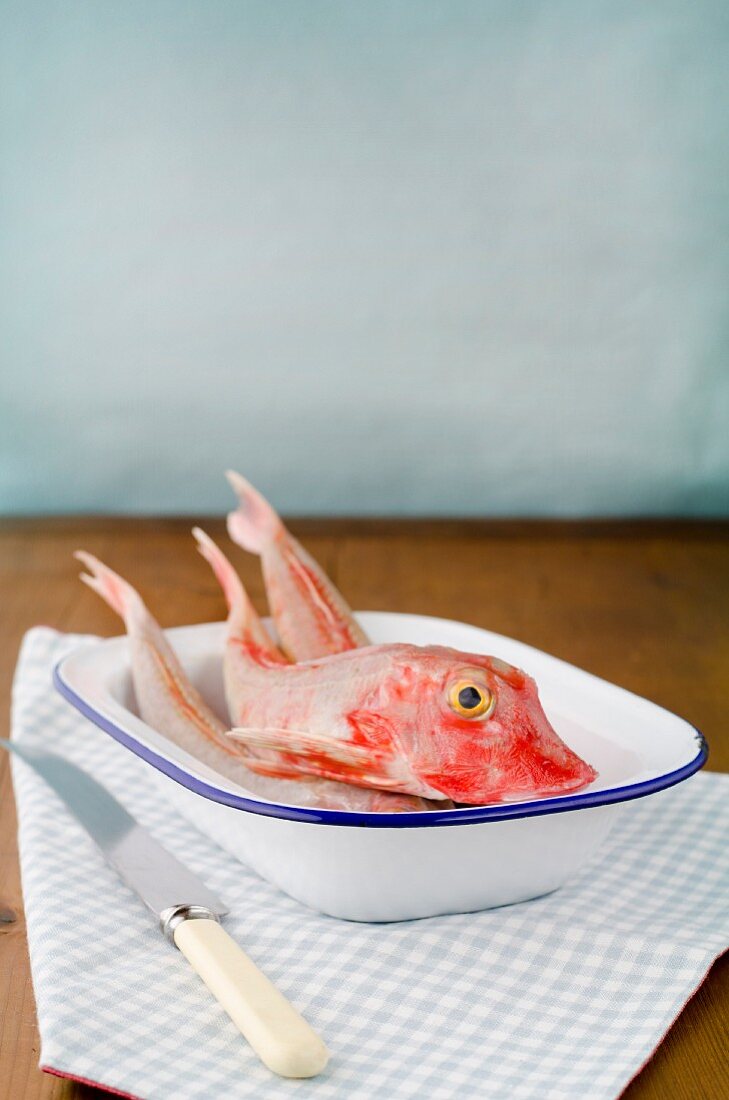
[2, 739, 329, 1079]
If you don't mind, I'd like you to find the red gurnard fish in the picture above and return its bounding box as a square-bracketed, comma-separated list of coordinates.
[226, 470, 369, 661]
[195, 536, 597, 805]
[191, 528, 447, 811]
[75, 551, 437, 813]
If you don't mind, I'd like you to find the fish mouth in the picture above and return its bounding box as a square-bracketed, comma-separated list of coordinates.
[427, 754, 597, 806]
[454, 773, 595, 807]
[497, 765, 597, 803]
[493, 752, 598, 803]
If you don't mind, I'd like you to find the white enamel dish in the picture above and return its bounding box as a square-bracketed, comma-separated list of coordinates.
[54, 613, 706, 922]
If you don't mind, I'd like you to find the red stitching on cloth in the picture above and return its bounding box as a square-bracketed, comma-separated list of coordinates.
[42, 1065, 143, 1099]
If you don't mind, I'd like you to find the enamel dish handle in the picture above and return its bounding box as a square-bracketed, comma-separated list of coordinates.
[173, 916, 329, 1078]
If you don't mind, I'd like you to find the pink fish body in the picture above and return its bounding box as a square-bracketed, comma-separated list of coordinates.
[211, 613, 597, 805]
[194, 529, 452, 808]
[76, 551, 437, 813]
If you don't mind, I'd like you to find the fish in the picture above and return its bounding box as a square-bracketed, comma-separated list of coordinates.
[224, 645, 597, 803]
[226, 471, 369, 661]
[75, 551, 439, 813]
[191, 528, 446, 812]
[191, 532, 597, 802]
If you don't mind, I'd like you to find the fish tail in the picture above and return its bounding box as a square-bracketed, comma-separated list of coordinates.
[78, 553, 243, 771]
[225, 470, 283, 554]
[192, 526, 245, 613]
[192, 526, 285, 662]
[75, 551, 146, 628]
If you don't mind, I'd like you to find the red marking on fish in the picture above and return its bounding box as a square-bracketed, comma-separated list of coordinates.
[230, 636, 284, 669]
[149, 645, 242, 758]
[283, 541, 363, 652]
[345, 709, 396, 752]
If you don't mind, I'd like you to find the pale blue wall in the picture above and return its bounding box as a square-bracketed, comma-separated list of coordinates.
[1, 2, 728, 516]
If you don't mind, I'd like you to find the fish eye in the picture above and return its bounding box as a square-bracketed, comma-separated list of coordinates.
[447, 680, 495, 719]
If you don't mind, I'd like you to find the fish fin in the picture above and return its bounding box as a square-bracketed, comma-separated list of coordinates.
[226, 726, 403, 788]
[345, 709, 399, 752]
[223, 756, 312, 782]
[225, 470, 283, 553]
[75, 551, 146, 628]
[192, 527, 286, 663]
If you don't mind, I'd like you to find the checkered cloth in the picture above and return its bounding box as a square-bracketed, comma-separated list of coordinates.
[10, 629, 729, 1100]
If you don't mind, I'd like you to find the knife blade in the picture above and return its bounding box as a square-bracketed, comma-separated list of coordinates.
[2, 739, 329, 1079]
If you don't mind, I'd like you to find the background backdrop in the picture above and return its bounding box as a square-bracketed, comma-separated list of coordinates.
[2, 1, 728, 516]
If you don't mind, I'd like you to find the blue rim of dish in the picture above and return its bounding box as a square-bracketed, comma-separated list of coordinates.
[53, 661, 708, 829]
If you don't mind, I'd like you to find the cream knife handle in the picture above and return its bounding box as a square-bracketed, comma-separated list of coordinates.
[173, 917, 329, 1078]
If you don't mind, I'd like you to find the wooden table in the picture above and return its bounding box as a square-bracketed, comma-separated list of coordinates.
[1, 518, 727, 1100]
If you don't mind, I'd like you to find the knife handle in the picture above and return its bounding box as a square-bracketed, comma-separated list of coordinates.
[173, 916, 329, 1078]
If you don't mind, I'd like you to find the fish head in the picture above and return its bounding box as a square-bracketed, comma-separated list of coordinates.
[366, 646, 597, 804]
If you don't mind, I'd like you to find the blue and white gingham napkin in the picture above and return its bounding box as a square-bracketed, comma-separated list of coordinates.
[10, 628, 729, 1100]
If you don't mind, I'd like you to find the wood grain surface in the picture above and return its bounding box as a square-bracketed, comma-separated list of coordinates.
[0, 517, 727, 1100]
